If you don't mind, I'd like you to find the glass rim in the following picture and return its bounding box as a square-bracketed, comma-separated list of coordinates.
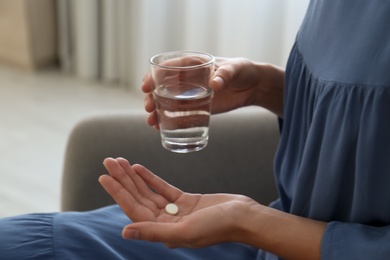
[149, 51, 215, 70]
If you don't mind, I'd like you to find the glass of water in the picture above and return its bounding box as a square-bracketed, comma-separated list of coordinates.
[150, 51, 215, 153]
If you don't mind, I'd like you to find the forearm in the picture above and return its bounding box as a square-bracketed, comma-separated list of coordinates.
[237, 204, 326, 260]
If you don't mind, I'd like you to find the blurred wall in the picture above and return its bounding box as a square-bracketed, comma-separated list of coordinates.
[59, 0, 310, 90]
[0, 0, 310, 87]
[0, 0, 57, 70]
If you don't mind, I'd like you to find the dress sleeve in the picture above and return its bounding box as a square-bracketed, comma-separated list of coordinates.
[321, 221, 390, 259]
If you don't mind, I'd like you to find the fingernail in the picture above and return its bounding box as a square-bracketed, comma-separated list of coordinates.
[123, 229, 139, 240]
[213, 76, 224, 89]
[102, 157, 112, 165]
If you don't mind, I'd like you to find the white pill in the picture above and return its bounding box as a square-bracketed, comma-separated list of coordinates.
[165, 203, 179, 215]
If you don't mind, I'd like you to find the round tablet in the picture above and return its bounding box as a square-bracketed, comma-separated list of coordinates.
[165, 203, 179, 215]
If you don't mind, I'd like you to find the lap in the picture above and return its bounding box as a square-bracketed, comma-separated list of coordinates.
[0, 205, 259, 259]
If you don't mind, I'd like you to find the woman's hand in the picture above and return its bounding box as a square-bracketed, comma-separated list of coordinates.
[99, 157, 326, 258]
[99, 157, 259, 248]
[142, 57, 285, 129]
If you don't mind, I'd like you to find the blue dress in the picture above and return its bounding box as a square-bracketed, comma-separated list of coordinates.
[1, 0, 390, 259]
[274, 0, 390, 259]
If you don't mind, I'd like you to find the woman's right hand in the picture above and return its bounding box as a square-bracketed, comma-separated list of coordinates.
[142, 57, 284, 128]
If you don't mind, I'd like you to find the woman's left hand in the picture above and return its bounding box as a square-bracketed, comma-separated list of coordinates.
[99, 157, 259, 248]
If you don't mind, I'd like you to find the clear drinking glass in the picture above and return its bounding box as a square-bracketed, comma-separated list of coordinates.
[150, 51, 215, 153]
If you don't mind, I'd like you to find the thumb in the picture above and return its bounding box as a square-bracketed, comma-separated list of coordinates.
[209, 75, 225, 91]
[122, 222, 180, 243]
[209, 64, 234, 91]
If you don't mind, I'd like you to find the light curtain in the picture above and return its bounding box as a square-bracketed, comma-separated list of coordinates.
[57, 0, 309, 90]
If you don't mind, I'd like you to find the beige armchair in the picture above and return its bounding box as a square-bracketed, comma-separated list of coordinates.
[61, 108, 280, 212]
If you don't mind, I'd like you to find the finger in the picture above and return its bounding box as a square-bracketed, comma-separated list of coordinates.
[210, 64, 234, 90]
[146, 110, 159, 129]
[98, 174, 134, 206]
[123, 222, 210, 249]
[116, 158, 168, 209]
[132, 164, 183, 202]
[209, 75, 225, 91]
[144, 93, 156, 113]
[103, 158, 159, 213]
[103, 157, 139, 196]
[122, 222, 182, 243]
[98, 174, 156, 222]
[141, 72, 154, 93]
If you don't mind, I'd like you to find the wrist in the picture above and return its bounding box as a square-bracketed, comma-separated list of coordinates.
[229, 201, 268, 244]
[239, 205, 326, 260]
[223, 198, 264, 244]
[236, 203, 268, 245]
[253, 63, 285, 117]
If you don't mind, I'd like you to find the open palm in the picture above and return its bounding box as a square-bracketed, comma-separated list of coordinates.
[99, 157, 256, 248]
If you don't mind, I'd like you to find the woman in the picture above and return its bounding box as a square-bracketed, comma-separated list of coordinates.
[1, 0, 390, 259]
